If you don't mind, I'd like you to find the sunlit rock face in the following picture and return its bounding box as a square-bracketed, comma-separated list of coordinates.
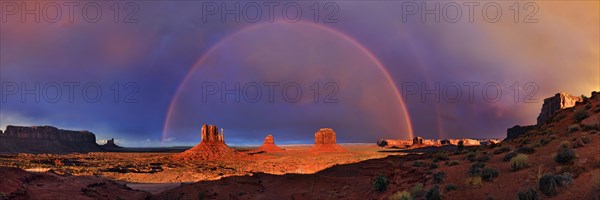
[537, 92, 582, 125]
[310, 128, 346, 152]
[314, 128, 336, 145]
[175, 124, 241, 160]
[256, 134, 284, 153]
[201, 125, 224, 143]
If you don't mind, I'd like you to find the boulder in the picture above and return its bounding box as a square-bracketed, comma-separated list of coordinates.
[537, 92, 582, 125]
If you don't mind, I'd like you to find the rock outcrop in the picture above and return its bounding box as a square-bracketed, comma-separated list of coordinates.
[537, 92, 582, 125]
[175, 124, 241, 160]
[201, 125, 224, 143]
[314, 128, 336, 145]
[0, 125, 103, 154]
[309, 128, 346, 152]
[507, 125, 538, 139]
[100, 138, 123, 150]
[254, 134, 284, 153]
[377, 139, 412, 148]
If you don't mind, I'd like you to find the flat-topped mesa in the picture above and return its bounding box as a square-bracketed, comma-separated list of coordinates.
[1, 125, 96, 142]
[0, 125, 102, 153]
[310, 128, 346, 152]
[200, 125, 224, 143]
[537, 92, 582, 125]
[314, 128, 336, 145]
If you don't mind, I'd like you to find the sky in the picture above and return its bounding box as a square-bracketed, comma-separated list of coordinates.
[0, 1, 598, 147]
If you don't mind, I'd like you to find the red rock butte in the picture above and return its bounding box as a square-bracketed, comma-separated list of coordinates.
[309, 128, 346, 152]
[255, 134, 284, 153]
[174, 124, 241, 160]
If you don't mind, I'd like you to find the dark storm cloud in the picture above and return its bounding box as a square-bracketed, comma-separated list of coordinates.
[1, 1, 598, 146]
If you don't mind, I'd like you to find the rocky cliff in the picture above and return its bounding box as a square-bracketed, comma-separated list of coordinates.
[537, 92, 582, 125]
[506, 125, 538, 139]
[314, 128, 336, 145]
[201, 124, 224, 143]
[0, 125, 103, 154]
[309, 128, 346, 152]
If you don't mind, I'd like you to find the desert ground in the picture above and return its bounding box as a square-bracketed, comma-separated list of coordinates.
[1, 92, 600, 200]
[0, 144, 405, 196]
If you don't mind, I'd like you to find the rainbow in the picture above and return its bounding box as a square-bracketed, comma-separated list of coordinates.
[162, 21, 415, 142]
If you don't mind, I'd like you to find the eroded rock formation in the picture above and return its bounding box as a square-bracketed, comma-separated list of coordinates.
[314, 128, 336, 145]
[309, 128, 346, 152]
[377, 139, 412, 148]
[0, 125, 102, 154]
[537, 92, 582, 125]
[201, 125, 224, 143]
[175, 124, 241, 160]
[100, 138, 123, 150]
[255, 134, 284, 153]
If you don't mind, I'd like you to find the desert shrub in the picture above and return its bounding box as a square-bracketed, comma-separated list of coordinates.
[539, 138, 551, 146]
[510, 154, 529, 171]
[517, 146, 536, 154]
[466, 176, 482, 188]
[445, 184, 457, 192]
[517, 188, 540, 200]
[429, 163, 439, 169]
[575, 109, 589, 122]
[503, 152, 517, 162]
[582, 136, 592, 144]
[447, 160, 460, 166]
[389, 191, 413, 200]
[559, 141, 571, 148]
[466, 151, 477, 162]
[410, 183, 426, 198]
[586, 104, 593, 110]
[469, 162, 485, 176]
[558, 165, 587, 178]
[493, 146, 510, 154]
[538, 173, 573, 196]
[425, 185, 442, 200]
[481, 168, 499, 181]
[538, 174, 558, 196]
[373, 175, 389, 192]
[432, 152, 450, 162]
[413, 161, 424, 167]
[568, 124, 580, 133]
[595, 106, 600, 113]
[555, 146, 576, 164]
[476, 154, 491, 162]
[433, 171, 445, 184]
